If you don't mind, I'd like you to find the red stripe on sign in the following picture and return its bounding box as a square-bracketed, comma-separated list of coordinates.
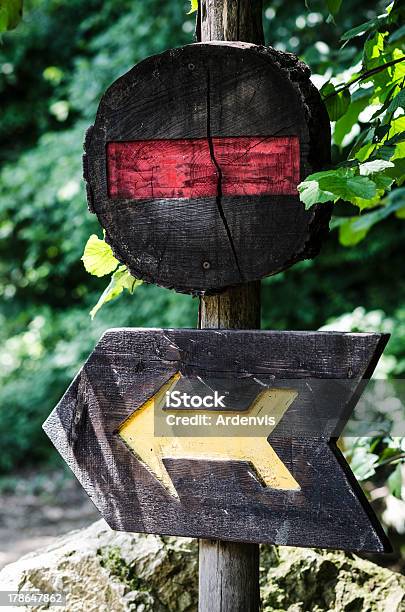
[107, 136, 300, 200]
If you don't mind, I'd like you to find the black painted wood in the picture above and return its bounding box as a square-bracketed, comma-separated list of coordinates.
[43, 329, 391, 552]
[83, 42, 331, 295]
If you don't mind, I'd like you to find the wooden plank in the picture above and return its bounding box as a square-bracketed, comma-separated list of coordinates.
[83, 42, 331, 295]
[43, 329, 391, 552]
[107, 136, 300, 199]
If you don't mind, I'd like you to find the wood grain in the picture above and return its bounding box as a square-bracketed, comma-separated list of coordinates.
[43, 329, 391, 553]
[83, 42, 331, 295]
[199, 540, 260, 612]
[199, 281, 261, 329]
[198, 0, 264, 45]
[107, 136, 300, 199]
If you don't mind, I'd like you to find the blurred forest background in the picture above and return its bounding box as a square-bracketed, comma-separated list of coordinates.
[0, 0, 404, 568]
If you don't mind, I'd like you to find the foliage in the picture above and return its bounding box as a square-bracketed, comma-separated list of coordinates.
[0, 0, 23, 32]
[322, 306, 405, 500]
[82, 234, 142, 317]
[0, 0, 193, 470]
[345, 437, 404, 498]
[299, 0, 405, 246]
[326, 0, 343, 17]
[82, 234, 119, 277]
[298, 160, 395, 209]
[90, 266, 142, 319]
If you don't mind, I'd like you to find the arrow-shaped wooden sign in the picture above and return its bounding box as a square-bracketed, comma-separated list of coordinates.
[43, 329, 391, 552]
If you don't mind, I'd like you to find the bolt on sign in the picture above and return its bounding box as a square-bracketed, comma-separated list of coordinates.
[83, 42, 331, 295]
[44, 329, 391, 552]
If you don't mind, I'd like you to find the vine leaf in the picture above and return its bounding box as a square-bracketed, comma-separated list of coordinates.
[90, 266, 143, 319]
[81, 234, 119, 277]
[350, 445, 379, 480]
[388, 463, 403, 499]
[321, 82, 351, 121]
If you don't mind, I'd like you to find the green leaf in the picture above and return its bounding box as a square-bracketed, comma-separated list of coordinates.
[349, 128, 374, 160]
[298, 175, 336, 209]
[90, 265, 142, 319]
[386, 88, 405, 115]
[326, 0, 342, 15]
[334, 90, 371, 148]
[341, 18, 381, 42]
[349, 445, 379, 480]
[370, 83, 399, 120]
[389, 24, 405, 44]
[321, 82, 351, 121]
[187, 0, 198, 14]
[359, 159, 395, 175]
[386, 130, 405, 147]
[319, 174, 377, 201]
[369, 145, 396, 162]
[339, 188, 405, 242]
[81, 234, 119, 277]
[339, 217, 369, 246]
[0, 0, 23, 32]
[372, 173, 394, 192]
[363, 32, 386, 71]
[299, 164, 381, 211]
[387, 463, 403, 499]
[386, 157, 405, 186]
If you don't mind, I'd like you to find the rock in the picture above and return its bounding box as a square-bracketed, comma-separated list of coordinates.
[0, 520, 198, 612]
[0, 520, 404, 612]
[260, 546, 405, 612]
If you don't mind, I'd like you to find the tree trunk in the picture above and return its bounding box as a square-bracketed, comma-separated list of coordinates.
[197, 3, 262, 610]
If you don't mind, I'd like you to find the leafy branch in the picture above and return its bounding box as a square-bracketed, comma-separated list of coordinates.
[299, 0, 405, 247]
[377, 453, 405, 468]
[81, 235, 142, 317]
[323, 57, 405, 100]
[346, 436, 405, 499]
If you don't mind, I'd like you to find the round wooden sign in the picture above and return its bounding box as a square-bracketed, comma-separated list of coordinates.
[84, 42, 331, 295]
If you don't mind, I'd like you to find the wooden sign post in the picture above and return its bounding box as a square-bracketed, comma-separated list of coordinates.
[198, 5, 290, 609]
[199, 3, 262, 603]
[44, 3, 393, 612]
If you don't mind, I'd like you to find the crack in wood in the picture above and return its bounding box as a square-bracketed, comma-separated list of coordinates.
[69, 374, 88, 446]
[206, 69, 244, 282]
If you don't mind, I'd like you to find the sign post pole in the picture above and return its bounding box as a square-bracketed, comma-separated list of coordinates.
[198, 285, 261, 612]
[197, 3, 263, 610]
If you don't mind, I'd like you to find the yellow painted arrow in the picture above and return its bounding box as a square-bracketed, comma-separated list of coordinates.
[118, 373, 299, 497]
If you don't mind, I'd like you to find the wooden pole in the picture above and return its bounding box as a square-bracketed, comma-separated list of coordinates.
[197, 3, 263, 610]
[198, 0, 264, 45]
